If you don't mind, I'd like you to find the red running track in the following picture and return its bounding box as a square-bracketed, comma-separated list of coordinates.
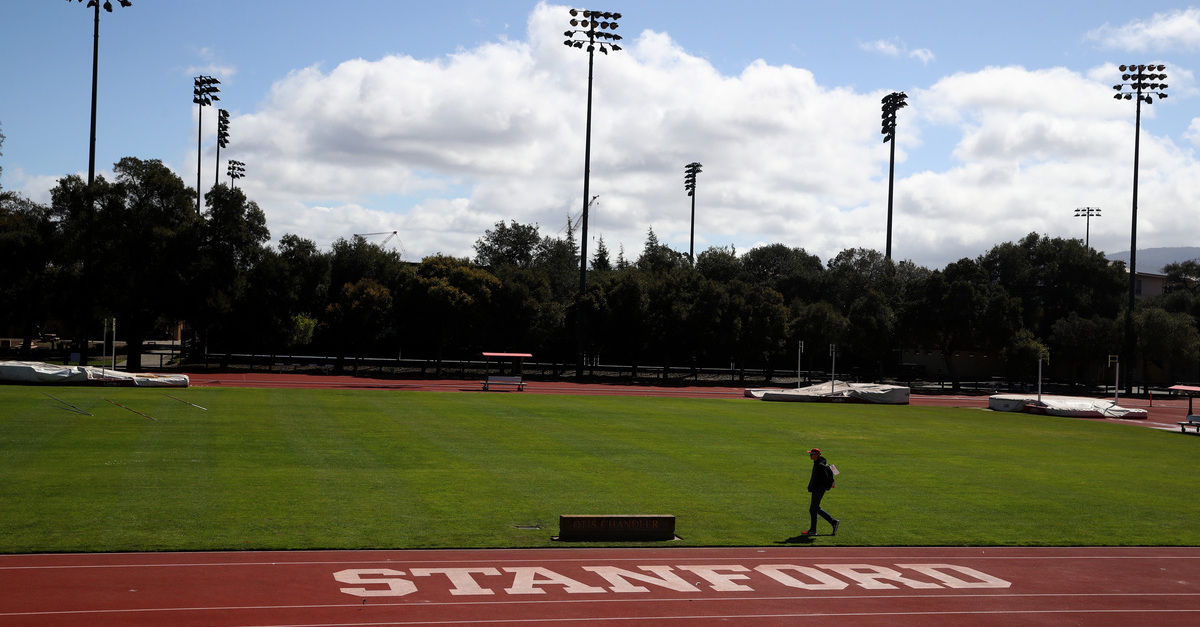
[183, 371, 1194, 430]
[3, 547, 1200, 626]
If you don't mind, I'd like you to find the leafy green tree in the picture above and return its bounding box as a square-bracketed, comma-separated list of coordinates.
[790, 300, 849, 375]
[0, 191, 54, 354]
[824, 249, 902, 376]
[1136, 305, 1200, 384]
[51, 158, 203, 370]
[1049, 312, 1120, 386]
[325, 278, 394, 372]
[726, 281, 790, 379]
[592, 270, 648, 366]
[329, 234, 406, 293]
[532, 219, 579, 303]
[48, 173, 100, 362]
[642, 267, 700, 375]
[473, 220, 540, 269]
[907, 258, 1021, 390]
[696, 245, 740, 284]
[194, 183, 271, 359]
[1000, 327, 1049, 382]
[636, 228, 688, 275]
[487, 265, 558, 354]
[1158, 261, 1200, 327]
[591, 236, 612, 273]
[412, 255, 501, 368]
[277, 234, 331, 332]
[740, 244, 825, 303]
[980, 233, 1124, 339]
[1163, 260, 1200, 296]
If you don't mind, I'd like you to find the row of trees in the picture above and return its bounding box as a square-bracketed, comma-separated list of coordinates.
[3, 154, 1199, 387]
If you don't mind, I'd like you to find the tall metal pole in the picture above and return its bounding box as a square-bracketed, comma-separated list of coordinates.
[71, 0, 134, 184]
[88, 1, 100, 187]
[881, 92, 907, 261]
[1125, 94, 1142, 393]
[689, 192, 696, 263]
[196, 102, 204, 212]
[575, 46, 595, 378]
[565, 8, 622, 379]
[885, 135, 897, 260]
[1112, 63, 1168, 395]
[578, 45, 594, 316]
[71, 0, 133, 367]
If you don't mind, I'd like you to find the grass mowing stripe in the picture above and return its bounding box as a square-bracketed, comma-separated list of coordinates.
[0, 385, 1197, 552]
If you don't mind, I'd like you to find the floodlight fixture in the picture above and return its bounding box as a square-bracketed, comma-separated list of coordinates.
[1074, 206, 1101, 248]
[1111, 62, 1169, 393]
[216, 108, 230, 185]
[227, 159, 245, 189]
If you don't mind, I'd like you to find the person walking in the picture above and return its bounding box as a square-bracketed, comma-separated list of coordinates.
[802, 447, 839, 536]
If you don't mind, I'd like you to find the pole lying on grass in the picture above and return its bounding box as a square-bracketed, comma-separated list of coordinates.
[101, 397, 156, 421]
[161, 393, 207, 411]
[43, 393, 93, 416]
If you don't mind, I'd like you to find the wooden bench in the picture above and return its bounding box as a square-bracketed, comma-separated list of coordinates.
[483, 375, 524, 391]
[1178, 415, 1200, 434]
[556, 515, 676, 541]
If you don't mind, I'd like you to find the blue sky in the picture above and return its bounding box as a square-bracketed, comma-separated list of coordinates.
[3, 1, 1199, 269]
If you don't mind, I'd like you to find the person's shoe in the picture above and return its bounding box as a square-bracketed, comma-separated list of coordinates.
[831, 520, 840, 535]
[801, 529, 817, 536]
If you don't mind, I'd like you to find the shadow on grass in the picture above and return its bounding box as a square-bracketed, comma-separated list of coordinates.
[778, 534, 818, 544]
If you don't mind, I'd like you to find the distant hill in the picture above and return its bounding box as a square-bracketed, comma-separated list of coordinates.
[1105, 247, 1200, 274]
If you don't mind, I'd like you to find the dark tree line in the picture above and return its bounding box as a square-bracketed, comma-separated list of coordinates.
[2, 156, 1198, 387]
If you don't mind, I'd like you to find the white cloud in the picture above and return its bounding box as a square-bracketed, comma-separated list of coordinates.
[186, 47, 237, 81]
[910, 48, 935, 65]
[212, 4, 1198, 269]
[859, 38, 935, 65]
[1087, 8, 1200, 52]
[860, 39, 903, 57]
[1186, 118, 1200, 146]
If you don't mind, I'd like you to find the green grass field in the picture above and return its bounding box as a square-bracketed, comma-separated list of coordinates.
[1, 385, 1196, 553]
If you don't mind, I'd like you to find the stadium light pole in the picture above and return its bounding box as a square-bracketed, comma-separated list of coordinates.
[881, 91, 907, 261]
[193, 75, 221, 213]
[1112, 63, 1167, 393]
[216, 109, 229, 186]
[565, 7, 622, 378]
[1074, 206, 1100, 248]
[684, 162, 702, 265]
[227, 160, 245, 189]
[68, 0, 133, 188]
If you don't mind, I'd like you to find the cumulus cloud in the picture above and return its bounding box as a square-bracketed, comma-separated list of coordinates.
[1087, 8, 1200, 52]
[216, 3, 1194, 269]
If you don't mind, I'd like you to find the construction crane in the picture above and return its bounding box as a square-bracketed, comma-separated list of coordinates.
[354, 231, 398, 246]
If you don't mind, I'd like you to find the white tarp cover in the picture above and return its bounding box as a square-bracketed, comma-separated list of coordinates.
[0, 361, 189, 387]
[988, 394, 1147, 419]
[746, 381, 911, 404]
